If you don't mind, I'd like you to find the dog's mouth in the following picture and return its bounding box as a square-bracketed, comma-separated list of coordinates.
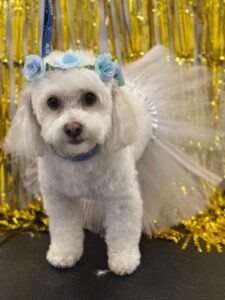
[68, 136, 84, 145]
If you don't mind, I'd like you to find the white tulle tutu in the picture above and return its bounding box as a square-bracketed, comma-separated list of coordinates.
[124, 45, 224, 234]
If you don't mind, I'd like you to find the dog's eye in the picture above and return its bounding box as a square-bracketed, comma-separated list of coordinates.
[47, 97, 61, 110]
[82, 92, 97, 107]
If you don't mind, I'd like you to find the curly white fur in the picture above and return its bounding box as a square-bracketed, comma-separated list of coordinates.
[5, 50, 151, 276]
[5, 46, 223, 275]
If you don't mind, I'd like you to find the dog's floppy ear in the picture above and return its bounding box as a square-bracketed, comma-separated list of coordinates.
[105, 84, 140, 152]
[4, 87, 45, 158]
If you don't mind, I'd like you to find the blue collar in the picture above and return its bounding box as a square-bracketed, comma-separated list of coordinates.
[53, 144, 100, 162]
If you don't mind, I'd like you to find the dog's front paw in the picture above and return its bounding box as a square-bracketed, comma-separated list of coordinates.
[108, 248, 141, 276]
[47, 245, 83, 269]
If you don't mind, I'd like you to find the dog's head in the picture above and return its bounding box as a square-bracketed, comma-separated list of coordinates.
[5, 51, 140, 158]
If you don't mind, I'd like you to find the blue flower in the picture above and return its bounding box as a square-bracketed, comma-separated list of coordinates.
[23, 55, 45, 81]
[95, 53, 116, 82]
[54, 53, 81, 69]
[113, 62, 125, 86]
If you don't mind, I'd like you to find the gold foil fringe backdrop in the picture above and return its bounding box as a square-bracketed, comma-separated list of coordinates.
[0, 0, 225, 251]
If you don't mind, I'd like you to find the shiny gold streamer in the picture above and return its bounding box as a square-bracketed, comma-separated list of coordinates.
[0, 0, 225, 252]
[154, 189, 225, 252]
[0, 197, 48, 236]
[103, 0, 117, 59]
[0, 1, 8, 62]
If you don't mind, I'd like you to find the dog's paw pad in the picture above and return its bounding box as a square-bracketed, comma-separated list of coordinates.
[47, 247, 82, 268]
[108, 250, 140, 276]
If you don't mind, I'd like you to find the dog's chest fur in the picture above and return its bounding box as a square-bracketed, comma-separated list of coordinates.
[37, 149, 135, 201]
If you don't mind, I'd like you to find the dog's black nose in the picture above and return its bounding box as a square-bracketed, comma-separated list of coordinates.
[64, 122, 83, 138]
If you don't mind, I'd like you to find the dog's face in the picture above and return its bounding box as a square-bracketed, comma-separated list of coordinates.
[31, 68, 113, 156]
[5, 51, 141, 158]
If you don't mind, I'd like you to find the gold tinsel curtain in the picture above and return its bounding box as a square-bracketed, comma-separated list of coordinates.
[0, 0, 225, 251]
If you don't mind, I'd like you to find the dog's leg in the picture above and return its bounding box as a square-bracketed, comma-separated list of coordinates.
[104, 180, 143, 275]
[43, 192, 84, 268]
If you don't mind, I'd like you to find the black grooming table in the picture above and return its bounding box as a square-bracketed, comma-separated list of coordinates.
[0, 232, 224, 300]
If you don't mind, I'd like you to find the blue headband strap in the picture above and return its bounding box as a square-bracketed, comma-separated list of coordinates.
[42, 0, 54, 57]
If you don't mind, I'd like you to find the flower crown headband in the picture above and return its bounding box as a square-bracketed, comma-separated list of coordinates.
[23, 52, 125, 87]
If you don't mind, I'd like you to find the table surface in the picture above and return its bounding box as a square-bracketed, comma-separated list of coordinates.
[0, 232, 224, 300]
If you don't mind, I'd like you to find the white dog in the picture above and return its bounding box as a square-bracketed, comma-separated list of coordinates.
[5, 46, 223, 275]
